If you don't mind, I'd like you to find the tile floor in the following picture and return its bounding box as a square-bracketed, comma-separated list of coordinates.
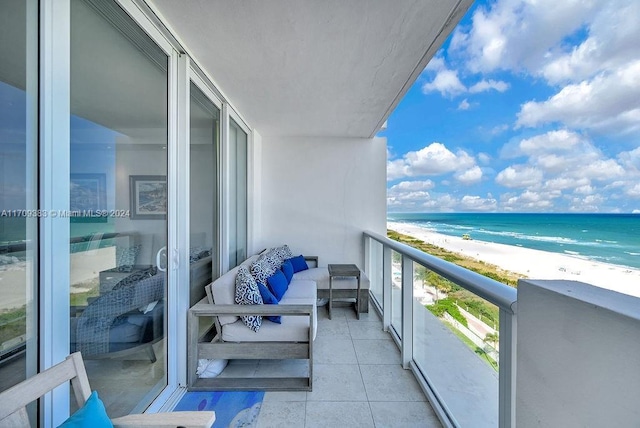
[255, 304, 442, 428]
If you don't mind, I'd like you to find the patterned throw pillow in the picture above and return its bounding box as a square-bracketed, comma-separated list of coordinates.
[115, 245, 141, 271]
[274, 245, 293, 264]
[250, 255, 276, 284]
[235, 266, 263, 332]
[263, 248, 282, 271]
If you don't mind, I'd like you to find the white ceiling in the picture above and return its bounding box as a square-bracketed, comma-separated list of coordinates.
[149, 0, 472, 138]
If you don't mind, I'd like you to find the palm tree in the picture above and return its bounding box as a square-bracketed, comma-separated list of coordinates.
[484, 332, 499, 350]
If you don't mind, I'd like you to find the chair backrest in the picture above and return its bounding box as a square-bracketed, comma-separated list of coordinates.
[0, 352, 91, 426]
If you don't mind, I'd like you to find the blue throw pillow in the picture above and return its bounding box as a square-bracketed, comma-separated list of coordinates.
[281, 260, 294, 284]
[257, 282, 281, 324]
[58, 391, 113, 428]
[267, 270, 289, 301]
[288, 255, 309, 273]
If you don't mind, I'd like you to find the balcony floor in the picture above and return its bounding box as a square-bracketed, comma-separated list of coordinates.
[255, 304, 442, 428]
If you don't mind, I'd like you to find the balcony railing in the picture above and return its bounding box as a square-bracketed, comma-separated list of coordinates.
[363, 231, 517, 428]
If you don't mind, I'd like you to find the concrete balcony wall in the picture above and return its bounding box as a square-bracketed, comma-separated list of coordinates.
[257, 135, 387, 265]
[517, 279, 640, 426]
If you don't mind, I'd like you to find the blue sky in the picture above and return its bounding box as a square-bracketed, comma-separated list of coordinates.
[383, 0, 640, 213]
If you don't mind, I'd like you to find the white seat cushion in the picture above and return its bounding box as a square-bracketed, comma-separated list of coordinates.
[284, 279, 317, 300]
[222, 310, 315, 342]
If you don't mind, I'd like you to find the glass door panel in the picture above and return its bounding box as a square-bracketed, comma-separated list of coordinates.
[189, 82, 219, 302]
[70, 0, 168, 416]
[0, 3, 38, 423]
[228, 118, 247, 268]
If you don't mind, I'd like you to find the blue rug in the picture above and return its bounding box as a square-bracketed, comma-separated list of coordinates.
[174, 391, 265, 428]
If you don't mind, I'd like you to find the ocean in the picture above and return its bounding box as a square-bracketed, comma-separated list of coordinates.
[387, 213, 640, 270]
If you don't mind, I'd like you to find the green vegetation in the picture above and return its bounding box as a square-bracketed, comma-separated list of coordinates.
[388, 229, 521, 286]
[0, 306, 26, 345]
[447, 323, 498, 371]
[387, 228, 513, 371]
[427, 298, 468, 327]
[69, 286, 99, 307]
[389, 228, 522, 326]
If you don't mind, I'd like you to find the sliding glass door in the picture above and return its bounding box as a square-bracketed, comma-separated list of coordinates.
[69, 0, 168, 416]
[189, 82, 220, 297]
[228, 118, 248, 268]
[0, 3, 38, 424]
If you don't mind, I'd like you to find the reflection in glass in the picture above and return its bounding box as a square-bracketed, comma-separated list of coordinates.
[190, 83, 219, 300]
[228, 119, 247, 268]
[69, 0, 168, 416]
[0, 4, 38, 424]
[412, 264, 499, 426]
[390, 250, 402, 337]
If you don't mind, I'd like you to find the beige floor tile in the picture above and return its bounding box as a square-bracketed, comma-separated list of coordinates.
[305, 401, 374, 428]
[360, 364, 426, 402]
[369, 401, 442, 428]
[306, 364, 367, 402]
[256, 401, 306, 428]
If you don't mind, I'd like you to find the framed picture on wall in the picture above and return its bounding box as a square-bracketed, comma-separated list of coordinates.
[129, 175, 167, 219]
[70, 173, 107, 223]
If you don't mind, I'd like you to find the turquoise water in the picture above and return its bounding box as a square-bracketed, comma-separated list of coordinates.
[387, 213, 640, 269]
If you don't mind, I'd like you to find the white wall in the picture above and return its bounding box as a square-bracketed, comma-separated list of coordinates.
[257, 136, 387, 267]
[115, 140, 167, 266]
[516, 279, 640, 426]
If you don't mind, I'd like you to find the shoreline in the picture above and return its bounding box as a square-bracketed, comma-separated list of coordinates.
[388, 221, 640, 299]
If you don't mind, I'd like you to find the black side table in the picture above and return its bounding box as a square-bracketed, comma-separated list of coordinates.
[327, 264, 361, 320]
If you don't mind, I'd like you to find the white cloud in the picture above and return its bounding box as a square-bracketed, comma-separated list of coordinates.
[495, 165, 544, 188]
[450, 0, 599, 73]
[458, 99, 471, 110]
[422, 69, 466, 96]
[387, 143, 476, 180]
[574, 185, 595, 195]
[517, 60, 640, 135]
[422, 68, 510, 97]
[449, 0, 640, 137]
[468, 79, 509, 93]
[460, 195, 497, 211]
[541, 1, 640, 84]
[627, 184, 640, 198]
[569, 194, 606, 212]
[518, 130, 582, 156]
[478, 152, 491, 164]
[455, 166, 483, 184]
[501, 190, 557, 211]
[618, 147, 640, 170]
[389, 180, 435, 192]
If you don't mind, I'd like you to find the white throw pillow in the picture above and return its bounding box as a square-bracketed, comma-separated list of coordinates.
[196, 359, 228, 378]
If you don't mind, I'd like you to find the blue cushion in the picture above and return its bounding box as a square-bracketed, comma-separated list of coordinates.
[266, 270, 289, 301]
[257, 282, 281, 324]
[288, 255, 309, 273]
[281, 260, 294, 284]
[57, 391, 113, 428]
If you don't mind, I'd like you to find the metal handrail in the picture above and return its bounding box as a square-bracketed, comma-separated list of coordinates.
[364, 230, 517, 313]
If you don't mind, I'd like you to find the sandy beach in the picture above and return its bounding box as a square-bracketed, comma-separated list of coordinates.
[388, 221, 640, 299]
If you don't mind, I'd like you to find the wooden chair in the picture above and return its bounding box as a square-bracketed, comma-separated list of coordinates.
[0, 352, 215, 428]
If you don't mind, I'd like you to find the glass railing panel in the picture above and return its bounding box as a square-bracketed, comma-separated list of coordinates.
[368, 239, 383, 309]
[412, 264, 499, 427]
[390, 250, 402, 338]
